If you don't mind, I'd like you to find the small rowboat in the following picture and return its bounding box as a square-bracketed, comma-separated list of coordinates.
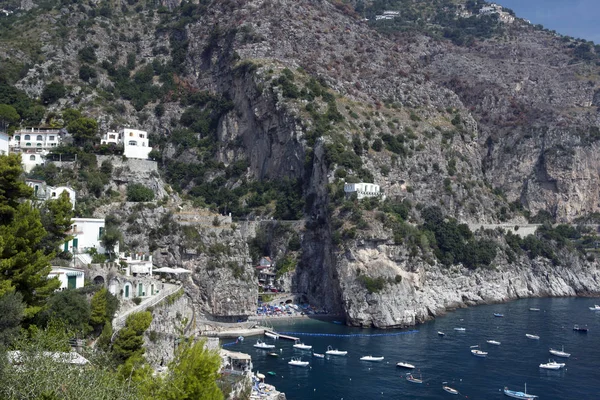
[443, 385, 459, 395]
[487, 340, 501, 346]
[360, 355, 384, 362]
[438, 331, 446, 336]
[494, 313, 504, 317]
[313, 353, 325, 358]
[525, 334, 540, 340]
[454, 327, 466, 332]
[406, 374, 423, 384]
[267, 352, 280, 358]
[396, 362, 415, 369]
[267, 371, 277, 376]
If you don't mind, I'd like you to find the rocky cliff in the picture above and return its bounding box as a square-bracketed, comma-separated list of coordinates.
[3, 0, 600, 328]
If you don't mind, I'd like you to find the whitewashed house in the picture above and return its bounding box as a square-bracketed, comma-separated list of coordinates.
[100, 128, 152, 159]
[100, 131, 122, 145]
[344, 182, 385, 200]
[62, 218, 118, 255]
[26, 179, 76, 209]
[48, 266, 85, 290]
[9, 128, 62, 172]
[121, 253, 153, 277]
[0, 132, 9, 155]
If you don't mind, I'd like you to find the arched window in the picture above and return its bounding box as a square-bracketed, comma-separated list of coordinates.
[36, 143, 42, 147]
[15, 135, 20, 141]
[29, 155, 35, 161]
[26, 142, 31, 147]
[36, 135, 43, 141]
[24, 135, 30, 140]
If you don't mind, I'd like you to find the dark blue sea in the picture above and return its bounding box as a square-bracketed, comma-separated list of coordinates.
[230, 298, 600, 399]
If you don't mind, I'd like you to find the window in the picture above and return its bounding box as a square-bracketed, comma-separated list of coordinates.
[49, 135, 55, 141]
[109, 134, 115, 139]
[99, 226, 104, 239]
[129, 132, 133, 137]
[128, 140, 137, 146]
[15, 135, 20, 141]
[139, 134, 144, 138]
[36, 135, 43, 141]
[52, 192, 56, 197]
[26, 142, 31, 147]
[36, 143, 42, 147]
[29, 155, 35, 161]
[24, 135, 30, 140]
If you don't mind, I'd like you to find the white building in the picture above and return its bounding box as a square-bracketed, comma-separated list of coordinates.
[9, 128, 62, 172]
[62, 217, 118, 255]
[101, 128, 152, 159]
[48, 266, 85, 290]
[344, 182, 385, 200]
[26, 179, 76, 209]
[0, 132, 8, 155]
[121, 253, 153, 276]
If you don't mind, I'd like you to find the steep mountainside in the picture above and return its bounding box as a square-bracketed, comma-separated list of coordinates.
[1, 0, 600, 327]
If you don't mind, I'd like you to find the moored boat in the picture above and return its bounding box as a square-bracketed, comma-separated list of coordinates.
[549, 346, 570, 358]
[293, 342, 312, 350]
[326, 345, 347, 356]
[529, 308, 540, 311]
[525, 334, 540, 340]
[573, 324, 588, 333]
[471, 349, 488, 357]
[589, 304, 600, 311]
[313, 352, 325, 358]
[396, 362, 415, 369]
[443, 385, 459, 395]
[267, 352, 280, 358]
[454, 327, 466, 332]
[254, 340, 276, 349]
[288, 358, 309, 367]
[267, 371, 277, 376]
[486, 340, 501, 345]
[438, 331, 446, 336]
[360, 355, 384, 362]
[503, 383, 538, 399]
[406, 374, 423, 384]
[539, 359, 565, 370]
[494, 313, 504, 317]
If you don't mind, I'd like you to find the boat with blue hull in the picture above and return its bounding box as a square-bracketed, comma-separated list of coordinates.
[504, 384, 538, 399]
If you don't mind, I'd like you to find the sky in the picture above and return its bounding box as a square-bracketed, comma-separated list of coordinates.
[496, 0, 600, 43]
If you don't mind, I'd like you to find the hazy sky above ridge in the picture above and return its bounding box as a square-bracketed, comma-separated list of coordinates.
[496, 0, 600, 43]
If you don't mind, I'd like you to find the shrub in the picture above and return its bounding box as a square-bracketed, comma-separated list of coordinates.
[126, 183, 155, 202]
[41, 82, 66, 105]
[132, 297, 142, 305]
[358, 275, 387, 293]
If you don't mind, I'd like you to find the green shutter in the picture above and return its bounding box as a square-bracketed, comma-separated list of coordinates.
[67, 275, 76, 289]
[64, 241, 68, 252]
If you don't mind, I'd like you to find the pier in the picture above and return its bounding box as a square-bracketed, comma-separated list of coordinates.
[265, 330, 299, 341]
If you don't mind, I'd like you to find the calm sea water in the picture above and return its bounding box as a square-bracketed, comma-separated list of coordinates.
[231, 298, 600, 400]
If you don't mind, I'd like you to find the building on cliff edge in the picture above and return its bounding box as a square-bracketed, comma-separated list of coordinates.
[101, 127, 153, 159]
[344, 182, 386, 200]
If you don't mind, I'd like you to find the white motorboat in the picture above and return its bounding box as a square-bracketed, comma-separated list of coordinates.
[406, 373, 423, 384]
[264, 331, 279, 340]
[539, 359, 565, 370]
[529, 308, 540, 311]
[293, 342, 312, 350]
[325, 345, 347, 356]
[443, 385, 459, 395]
[313, 352, 325, 358]
[471, 349, 488, 357]
[288, 358, 309, 367]
[454, 327, 466, 332]
[589, 304, 600, 311]
[438, 331, 446, 336]
[253, 340, 275, 349]
[360, 355, 384, 362]
[486, 340, 501, 346]
[525, 334, 540, 340]
[549, 346, 570, 358]
[396, 362, 415, 369]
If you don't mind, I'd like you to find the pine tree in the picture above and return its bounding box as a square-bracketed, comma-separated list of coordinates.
[0, 154, 60, 317]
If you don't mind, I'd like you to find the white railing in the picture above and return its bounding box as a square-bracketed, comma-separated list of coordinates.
[112, 283, 182, 332]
